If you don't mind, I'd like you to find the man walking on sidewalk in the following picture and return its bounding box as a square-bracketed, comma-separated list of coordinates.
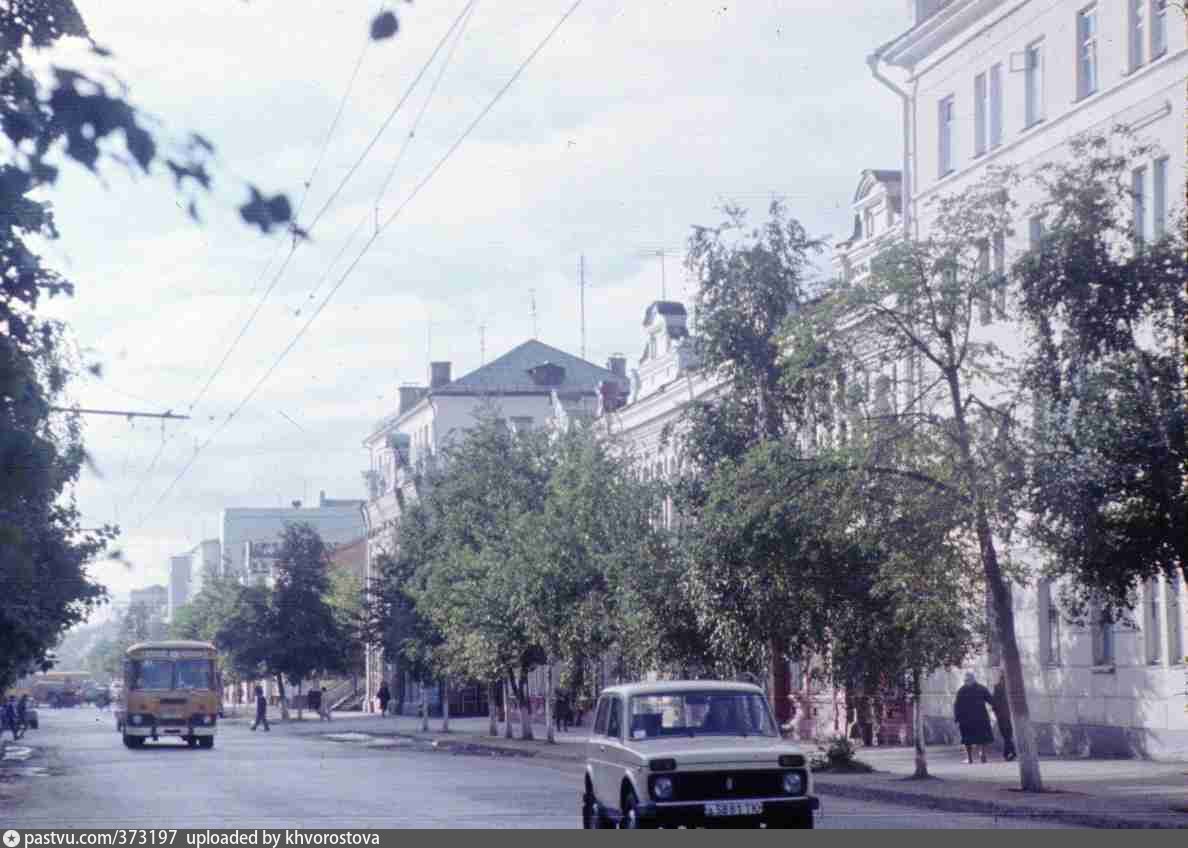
[251, 685, 270, 731]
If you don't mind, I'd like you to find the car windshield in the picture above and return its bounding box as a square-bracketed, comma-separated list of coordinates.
[628, 691, 778, 739]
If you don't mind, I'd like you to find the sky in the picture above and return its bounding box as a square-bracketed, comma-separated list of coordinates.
[34, 0, 910, 605]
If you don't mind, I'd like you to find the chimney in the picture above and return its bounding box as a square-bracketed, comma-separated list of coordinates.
[607, 354, 627, 379]
[398, 385, 424, 415]
[429, 361, 452, 388]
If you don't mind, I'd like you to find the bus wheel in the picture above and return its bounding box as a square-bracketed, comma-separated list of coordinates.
[122, 734, 144, 749]
[198, 736, 214, 750]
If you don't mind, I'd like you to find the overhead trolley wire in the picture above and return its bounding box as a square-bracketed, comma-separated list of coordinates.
[129, 0, 586, 532]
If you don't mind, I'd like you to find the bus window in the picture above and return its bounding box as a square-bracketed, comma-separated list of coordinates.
[130, 660, 173, 691]
[175, 660, 213, 691]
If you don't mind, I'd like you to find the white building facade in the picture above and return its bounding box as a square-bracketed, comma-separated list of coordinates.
[854, 0, 1188, 758]
[361, 340, 629, 714]
[220, 492, 366, 586]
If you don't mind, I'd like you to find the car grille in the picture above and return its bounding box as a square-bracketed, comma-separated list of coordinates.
[159, 718, 188, 727]
[159, 698, 187, 705]
[670, 770, 793, 801]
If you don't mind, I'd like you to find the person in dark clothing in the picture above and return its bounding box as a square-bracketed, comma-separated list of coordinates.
[376, 682, 391, 716]
[2, 696, 18, 741]
[251, 685, 270, 731]
[16, 695, 29, 735]
[953, 672, 994, 763]
[991, 674, 1016, 761]
[307, 685, 322, 720]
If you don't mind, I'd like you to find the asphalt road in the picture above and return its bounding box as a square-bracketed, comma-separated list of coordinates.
[0, 707, 1077, 829]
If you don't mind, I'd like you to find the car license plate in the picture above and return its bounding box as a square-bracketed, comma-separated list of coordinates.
[705, 801, 762, 817]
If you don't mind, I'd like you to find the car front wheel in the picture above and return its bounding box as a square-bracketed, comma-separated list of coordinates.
[582, 791, 611, 829]
[619, 788, 654, 830]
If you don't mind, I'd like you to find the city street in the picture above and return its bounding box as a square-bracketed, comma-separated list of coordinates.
[0, 708, 1078, 829]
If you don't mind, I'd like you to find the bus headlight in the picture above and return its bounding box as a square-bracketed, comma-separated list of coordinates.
[130, 714, 143, 726]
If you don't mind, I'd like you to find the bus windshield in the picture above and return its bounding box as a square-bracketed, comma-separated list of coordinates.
[129, 659, 214, 691]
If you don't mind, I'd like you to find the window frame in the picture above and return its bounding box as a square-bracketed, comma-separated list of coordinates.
[938, 94, 956, 178]
[1076, 4, 1098, 101]
[1130, 0, 1147, 71]
[988, 63, 1003, 148]
[1132, 165, 1148, 244]
[1153, 156, 1168, 238]
[973, 71, 988, 157]
[1152, 0, 1168, 59]
[1024, 39, 1045, 128]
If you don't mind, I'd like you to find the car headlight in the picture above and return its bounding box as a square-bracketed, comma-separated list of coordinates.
[651, 776, 674, 801]
[130, 714, 142, 726]
[782, 771, 804, 795]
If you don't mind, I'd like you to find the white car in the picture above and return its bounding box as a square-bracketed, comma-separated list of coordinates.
[582, 680, 819, 829]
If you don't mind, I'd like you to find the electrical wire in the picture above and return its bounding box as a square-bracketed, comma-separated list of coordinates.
[128, 0, 586, 534]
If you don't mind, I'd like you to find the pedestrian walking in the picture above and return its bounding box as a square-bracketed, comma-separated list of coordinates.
[377, 682, 391, 716]
[953, 671, 994, 764]
[991, 673, 1017, 762]
[16, 695, 29, 736]
[251, 685, 270, 731]
[307, 685, 322, 721]
[2, 696, 19, 741]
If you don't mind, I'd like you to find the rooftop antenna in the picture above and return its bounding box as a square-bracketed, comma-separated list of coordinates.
[529, 289, 538, 339]
[635, 245, 682, 301]
[579, 254, 586, 360]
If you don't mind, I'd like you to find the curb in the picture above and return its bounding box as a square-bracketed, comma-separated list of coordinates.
[385, 731, 586, 763]
[812, 778, 1188, 829]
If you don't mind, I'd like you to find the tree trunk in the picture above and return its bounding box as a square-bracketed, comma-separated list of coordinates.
[504, 677, 514, 739]
[276, 675, 290, 721]
[545, 661, 555, 744]
[441, 678, 449, 733]
[946, 368, 1043, 792]
[420, 682, 429, 732]
[296, 679, 303, 721]
[488, 681, 498, 737]
[515, 667, 534, 741]
[768, 637, 791, 726]
[911, 670, 929, 779]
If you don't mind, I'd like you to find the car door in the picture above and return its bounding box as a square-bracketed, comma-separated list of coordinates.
[588, 696, 612, 805]
[602, 696, 626, 808]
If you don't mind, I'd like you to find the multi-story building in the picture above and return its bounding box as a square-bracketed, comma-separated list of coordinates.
[361, 339, 629, 714]
[167, 555, 190, 623]
[220, 491, 366, 586]
[845, 0, 1188, 757]
[128, 585, 168, 624]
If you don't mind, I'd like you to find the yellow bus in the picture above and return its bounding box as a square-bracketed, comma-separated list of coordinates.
[115, 640, 219, 749]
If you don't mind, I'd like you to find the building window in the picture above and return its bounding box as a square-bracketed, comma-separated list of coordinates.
[992, 230, 1006, 312]
[1028, 215, 1044, 253]
[509, 416, 534, 433]
[1153, 156, 1168, 238]
[1092, 607, 1114, 666]
[977, 241, 992, 325]
[1024, 40, 1044, 127]
[1145, 578, 1162, 664]
[1132, 165, 1147, 243]
[1040, 581, 1062, 666]
[863, 207, 875, 240]
[1076, 6, 1098, 100]
[938, 95, 955, 177]
[1167, 575, 1184, 664]
[1130, 0, 1147, 71]
[1152, 0, 1168, 58]
[974, 72, 987, 157]
[989, 63, 1003, 148]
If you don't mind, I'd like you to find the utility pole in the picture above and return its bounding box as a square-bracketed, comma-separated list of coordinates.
[48, 407, 190, 421]
[529, 289, 538, 339]
[579, 254, 586, 360]
[659, 250, 667, 300]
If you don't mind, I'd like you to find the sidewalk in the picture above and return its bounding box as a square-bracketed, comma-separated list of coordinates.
[262, 714, 1188, 828]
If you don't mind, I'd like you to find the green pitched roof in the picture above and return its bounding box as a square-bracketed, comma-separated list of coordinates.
[440, 339, 627, 395]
